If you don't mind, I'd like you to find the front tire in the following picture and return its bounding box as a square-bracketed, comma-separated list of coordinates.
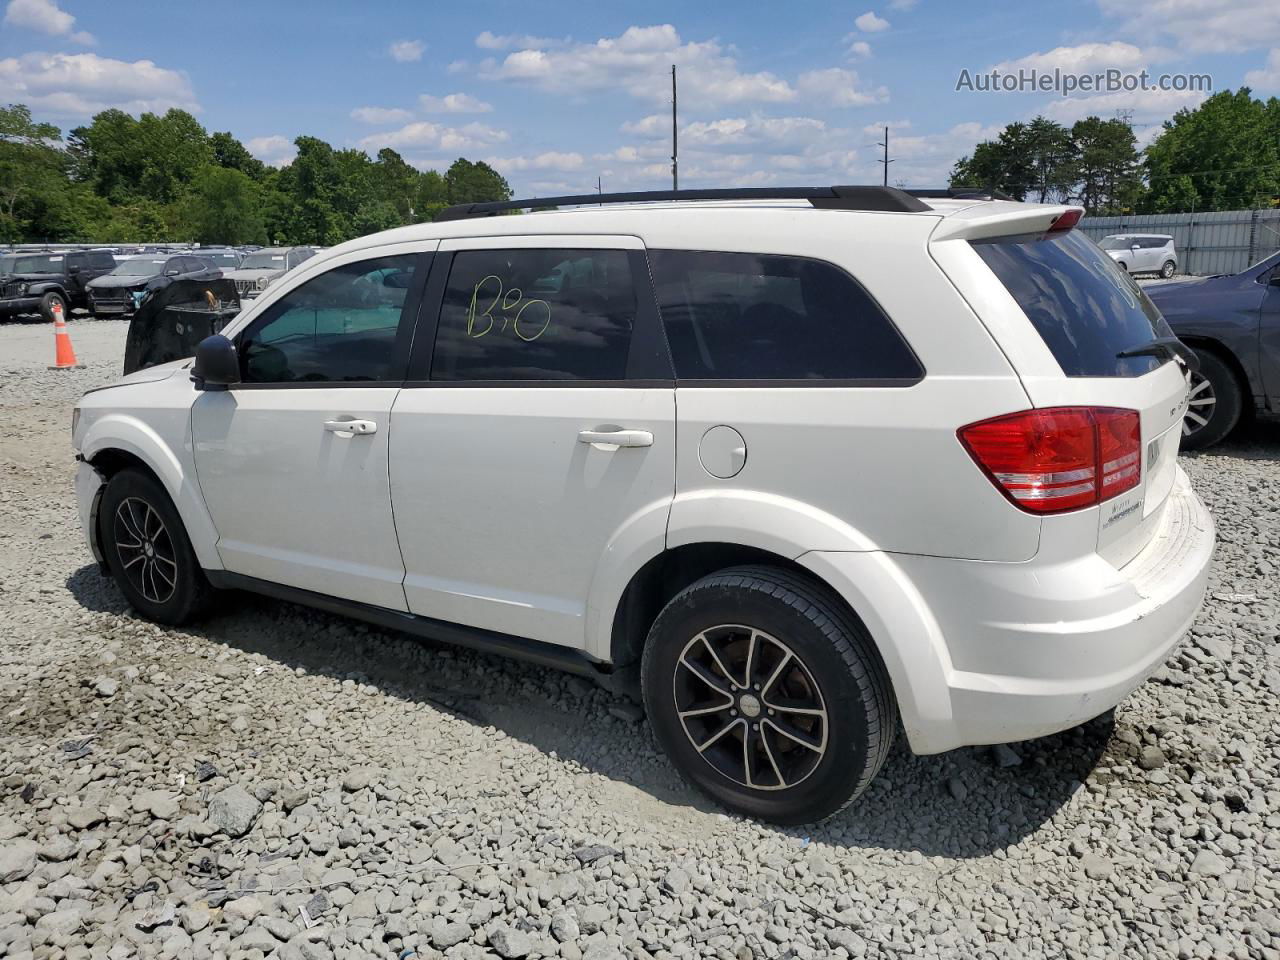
[99, 469, 212, 624]
[39, 291, 67, 322]
[641, 566, 896, 824]
[1181, 349, 1243, 450]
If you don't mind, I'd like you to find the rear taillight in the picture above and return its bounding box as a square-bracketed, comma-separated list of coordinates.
[958, 407, 1141, 514]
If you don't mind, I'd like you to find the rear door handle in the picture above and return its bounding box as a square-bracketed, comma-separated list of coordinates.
[577, 429, 653, 448]
[324, 419, 377, 436]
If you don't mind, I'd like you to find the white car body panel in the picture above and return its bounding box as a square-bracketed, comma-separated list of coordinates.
[71, 198, 1215, 757]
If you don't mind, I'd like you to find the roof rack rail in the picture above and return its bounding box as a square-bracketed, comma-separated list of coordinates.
[906, 187, 1015, 202]
[435, 185, 934, 221]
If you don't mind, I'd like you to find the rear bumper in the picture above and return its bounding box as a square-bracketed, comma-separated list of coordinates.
[804, 466, 1214, 754]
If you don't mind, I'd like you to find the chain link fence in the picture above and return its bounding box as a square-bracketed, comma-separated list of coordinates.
[1079, 208, 1280, 276]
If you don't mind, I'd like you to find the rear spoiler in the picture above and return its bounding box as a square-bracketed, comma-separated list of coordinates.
[929, 205, 1084, 243]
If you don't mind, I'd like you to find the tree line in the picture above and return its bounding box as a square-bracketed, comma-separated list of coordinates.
[951, 88, 1280, 215]
[0, 103, 513, 245]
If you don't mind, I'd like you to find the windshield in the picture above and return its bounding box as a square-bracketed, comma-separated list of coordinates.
[971, 229, 1174, 378]
[1098, 237, 1132, 251]
[111, 259, 167, 276]
[240, 252, 288, 270]
[13, 254, 64, 273]
[202, 252, 240, 265]
[0, 256, 14, 274]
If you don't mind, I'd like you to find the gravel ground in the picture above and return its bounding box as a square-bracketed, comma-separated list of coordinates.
[0, 317, 1277, 960]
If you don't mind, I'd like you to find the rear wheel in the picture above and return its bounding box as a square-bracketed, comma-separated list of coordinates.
[641, 565, 895, 824]
[100, 469, 212, 624]
[1181, 349, 1243, 450]
[38, 291, 66, 322]
[1160, 260, 1176, 279]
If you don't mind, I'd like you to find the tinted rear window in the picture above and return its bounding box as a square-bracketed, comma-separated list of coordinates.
[649, 250, 922, 382]
[971, 229, 1172, 377]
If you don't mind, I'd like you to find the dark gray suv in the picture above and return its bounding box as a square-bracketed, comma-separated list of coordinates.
[86, 255, 222, 317]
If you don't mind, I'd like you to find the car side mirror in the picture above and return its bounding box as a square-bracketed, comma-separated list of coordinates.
[165, 268, 180, 277]
[1131, 243, 1141, 251]
[191, 334, 241, 390]
[68, 264, 81, 274]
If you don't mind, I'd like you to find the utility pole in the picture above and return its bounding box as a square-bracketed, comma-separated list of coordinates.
[876, 126, 893, 186]
[671, 64, 679, 191]
[597, 175, 602, 206]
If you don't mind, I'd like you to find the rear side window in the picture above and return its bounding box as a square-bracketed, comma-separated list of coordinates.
[431, 248, 636, 381]
[649, 250, 922, 382]
[971, 229, 1173, 378]
[90, 252, 115, 269]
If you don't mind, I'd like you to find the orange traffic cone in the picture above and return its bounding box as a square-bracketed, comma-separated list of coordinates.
[48, 301, 84, 370]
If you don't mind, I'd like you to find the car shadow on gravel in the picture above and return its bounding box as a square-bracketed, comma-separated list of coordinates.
[66, 563, 1114, 859]
[1185, 419, 1280, 462]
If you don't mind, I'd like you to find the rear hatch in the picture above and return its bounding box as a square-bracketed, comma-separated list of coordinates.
[952, 217, 1189, 567]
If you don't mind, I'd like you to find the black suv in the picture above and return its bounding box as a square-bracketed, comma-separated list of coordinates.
[0, 250, 116, 320]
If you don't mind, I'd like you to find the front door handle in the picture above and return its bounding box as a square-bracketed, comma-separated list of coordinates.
[324, 419, 377, 436]
[577, 429, 653, 448]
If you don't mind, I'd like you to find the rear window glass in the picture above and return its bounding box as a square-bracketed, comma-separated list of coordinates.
[649, 250, 922, 382]
[971, 229, 1173, 378]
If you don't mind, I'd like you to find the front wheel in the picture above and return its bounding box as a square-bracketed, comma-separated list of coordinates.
[1181, 349, 1243, 450]
[641, 566, 896, 824]
[1160, 260, 1176, 279]
[39, 291, 67, 322]
[99, 468, 212, 624]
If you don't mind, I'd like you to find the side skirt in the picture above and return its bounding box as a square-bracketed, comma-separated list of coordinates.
[204, 570, 622, 688]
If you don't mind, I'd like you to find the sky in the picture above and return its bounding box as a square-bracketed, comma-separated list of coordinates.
[2, 0, 1279, 198]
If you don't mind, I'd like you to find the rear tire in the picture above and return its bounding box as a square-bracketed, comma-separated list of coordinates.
[1160, 260, 1176, 279]
[38, 291, 67, 322]
[99, 468, 213, 624]
[641, 565, 896, 824]
[1181, 349, 1243, 450]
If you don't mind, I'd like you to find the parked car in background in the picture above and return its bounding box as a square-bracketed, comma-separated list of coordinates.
[73, 186, 1214, 823]
[194, 249, 243, 271]
[86, 254, 222, 317]
[1145, 249, 1280, 448]
[1101, 234, 1178, 278]
[222, 246, 316, 299]
[0, 249, 116, 319]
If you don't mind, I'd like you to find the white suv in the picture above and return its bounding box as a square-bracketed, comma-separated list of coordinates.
[1101, 233, 1178, 278]
[73, 186, 1214, 823]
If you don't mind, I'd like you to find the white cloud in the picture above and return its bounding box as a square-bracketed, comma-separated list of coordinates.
[418, 92, 493, 114]
[888, 0, 917, 8]
[475, 31, 563, 50]
[481, 24, 799, 107]
[848, 41, 872, 58]
[681, 115, 830, 148]
[1040, 86, 1208, 126]
[0, 52, 197, 116]
[991, 41, 1150, 75]
[350, 106, 414, 125]
[1098, 0, 1280, 54]
[1244, 48, 1280, 91]
[4, 0, 92, 43]
[488, 151, 586, 172]
[854, 11, 890, 32]
[797, 68, 888, 107]
[389, 40, 425, 62]
[246, 135, 296, 167]
[621, 114, 668, 137]
[358, 120, 508, 153]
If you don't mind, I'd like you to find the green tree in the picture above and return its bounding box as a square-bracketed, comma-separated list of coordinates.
[180, 165, 266, 244]
[950, 122, 1037, 199]
[1142, 88, 1280, 212]
[1071, 116, 1141, 214]
[210, 131, 266, 180]
[445, 158, 512, 205]
[0, 103, 66, 241]
[1025, 116, 1077, 203]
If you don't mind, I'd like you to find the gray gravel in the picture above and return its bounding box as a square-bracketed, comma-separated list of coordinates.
[0, 317, 1277, 959]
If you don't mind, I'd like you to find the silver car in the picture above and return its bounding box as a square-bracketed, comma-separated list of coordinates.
[1100, 234, 1178, 278]
[222, 246, 317, 299]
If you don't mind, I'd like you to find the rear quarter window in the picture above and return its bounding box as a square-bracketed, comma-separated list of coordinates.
[971, 229, 1173, 378]
[649, 250, 922, 382]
